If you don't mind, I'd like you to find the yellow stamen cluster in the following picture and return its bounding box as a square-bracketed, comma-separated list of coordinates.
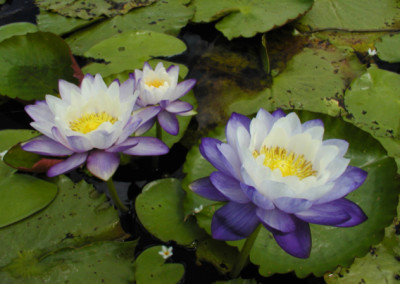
[145, 78, 166, 88]
[69, 112, 117, 134]
[253, 146, 317, 180]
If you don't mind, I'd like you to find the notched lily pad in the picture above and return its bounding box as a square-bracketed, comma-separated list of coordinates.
[191, 0, 313, 40]
[35, 0, 158, 20]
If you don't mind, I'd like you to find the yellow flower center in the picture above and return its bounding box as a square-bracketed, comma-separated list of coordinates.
[253, 146, 317, 180]
[145, 78, 166, 88]
[69, 112, 117, 134]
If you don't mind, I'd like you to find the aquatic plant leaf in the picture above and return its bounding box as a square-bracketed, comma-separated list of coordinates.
[183, 111, 399, 277]
[0, 22, 37, 43]
[82, 30, 186, 78]
[344, 65, 400, 139]
[0, 175, 134, 283]
[191, 0, 313, 40]
[66, 0, 193, 55]
[375, 33, 400, 63]
[36, 9, 94, 35]
[0, 130, 57, 228]
[0, 241, 137, 283]
[135, 178, 208, 246]
[324, 197, 400, 284]
[133, 245, 184, 284]
[297, 0, 400, 32]
[35, 0, 157, 20]
[0, 32, 77, 101]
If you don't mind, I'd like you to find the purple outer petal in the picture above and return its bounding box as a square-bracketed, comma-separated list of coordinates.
[271, 219, 311, 259]
[241, 183, 275, 210]
[209, 171, 249, 203]
[200, 138, 234, 175]
[22, 135, 73, 156]
[315, 166, 367, 204]
[226, 113, 251, 148]
[168, 79, 196, 101]
[189, 177, 228, 202]
[47, 152, 88, 177]
[212, 202, 259, 240]
[302, 119, 323, 131]
[122, 137, 169, 156]
[158, 111, 179, 135]
[25, 101, 54, 122]
[271, 109, 286, 119]
[87, 150, 120, 181]
[273, 197, 313, 214]
[257, 208, 297, 233]
[66, 135, 93, 152]
[331, 199, 367, 227]
[106, 138, 139, 153]
[135, 117, 156, 136]
[115, 116, 142, 145]
[165, 100, 193, 114]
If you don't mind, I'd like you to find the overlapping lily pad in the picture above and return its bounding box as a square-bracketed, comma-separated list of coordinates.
[35, 0, 157, 19]
[182, 110, 399, 277]
[0, 22, 38, 43]
[297, 0, 400, 32]
[133, 245, 184, 284]
[0, 32, 77, 101]
[191, 0, 313, 40]
[0, 130, 57, 228]
[82, 30, 187, 78]
[0, 175, 131, 282]
[375, 33, 400, 63]
[66, 0, 194, 55]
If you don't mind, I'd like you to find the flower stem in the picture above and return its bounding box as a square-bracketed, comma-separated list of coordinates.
[106, 178, 129, 213]
[152, 122, 163, 171]
[230, 224, 262, 279]
[156, 121, 162, 141]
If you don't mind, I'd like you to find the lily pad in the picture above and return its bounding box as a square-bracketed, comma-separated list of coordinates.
[66, 0, 194, 55]
[324, 197, 400, 284]
[182, 110, 399, 277]
[133, 245, 184, 284]
[0, 130, 57, 228]
[135, 178, 207, 246]
[36, 9, 94, 35]
[0, 175, 132, 282]
[191, 0, 313, 40]
[375, 33, 400, 63]
[0, 22, 38, 43]
[297, 0, 400, 32]
[0, 32, 77, 101]
[344, 65, 400, 139]
[35, 0, 157, 20]
[82, 30, 187, 78]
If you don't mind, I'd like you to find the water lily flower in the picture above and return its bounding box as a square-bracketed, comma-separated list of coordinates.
[133, 62, 196, 136]
[190, 109, 367, 258]
[158, 245, 173, 260]
[22, 74, 169, 181]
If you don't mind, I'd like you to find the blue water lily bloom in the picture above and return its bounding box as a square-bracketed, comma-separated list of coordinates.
[133, 62, 196, 136]
[190, 109, 367, 258]
[22, 74, 169, 181]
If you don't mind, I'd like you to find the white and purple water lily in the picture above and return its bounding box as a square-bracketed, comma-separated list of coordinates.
[22, 73, 169, 181]
[133, 62, 196, 136]
[190, 109, 367, 258]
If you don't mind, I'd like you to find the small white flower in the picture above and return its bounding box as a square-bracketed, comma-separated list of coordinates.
[368, 48, 377, 56]
[158, 245, 173, 259]
[193, 204, 203, 214]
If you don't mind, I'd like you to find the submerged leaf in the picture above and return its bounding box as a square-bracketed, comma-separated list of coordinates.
[191, 0, 313, 40]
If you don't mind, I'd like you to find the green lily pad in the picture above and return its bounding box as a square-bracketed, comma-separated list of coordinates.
[375, 33, 400, 63]
[36, 9, 94, 35]
[0, 241, 137, 283]
[297, 0, 400, 32]
[135, 178, 207, 246]
[0, 175, 135, 283]
[0, 22, 38, 43]
[35, 0, 157, 20]
[191, 0, 313, 40]
[133, 245, 184, 284]
[344, 65, 400, 139]
[82, 30, 187, 78]
[66, 0, 194, 55]
[0, 130, 57, 228]
[0, 32, 77, 101]
[182, 110, 399, 277]
[324, 195, 400, 284]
